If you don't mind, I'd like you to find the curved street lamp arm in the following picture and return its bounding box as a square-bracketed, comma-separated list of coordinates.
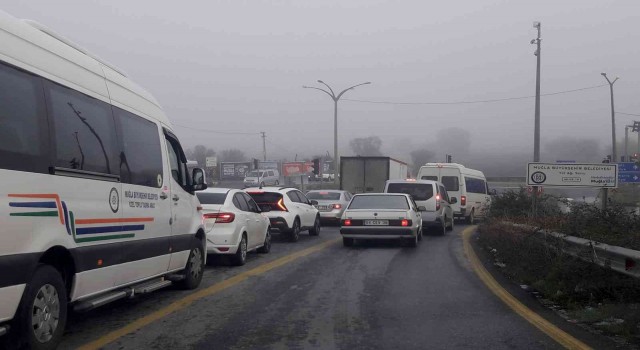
[302, 85, 335, 100]
[317, 80, 336, 98]
[337, 82, 371, 100]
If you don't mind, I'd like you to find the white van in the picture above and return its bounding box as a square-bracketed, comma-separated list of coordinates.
[0, 11, 207, 349]
[416, 163, 491, 223]
[243, 169, 280, 187]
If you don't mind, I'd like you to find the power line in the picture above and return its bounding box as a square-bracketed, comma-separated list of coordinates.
[342, 84, 608, 105]
[619, 112, 640, 117]
[173, 123, 260, 135]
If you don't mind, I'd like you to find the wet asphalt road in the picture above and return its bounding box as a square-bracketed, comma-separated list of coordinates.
[57, 224, 561, 350]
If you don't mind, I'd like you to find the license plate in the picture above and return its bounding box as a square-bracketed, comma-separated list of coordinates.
[317, 205, 330, 211]
[364, 220, 388, 226]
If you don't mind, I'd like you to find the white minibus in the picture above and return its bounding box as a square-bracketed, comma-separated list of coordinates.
[0, 10, 207, 349]
[416, 163, 491, 223]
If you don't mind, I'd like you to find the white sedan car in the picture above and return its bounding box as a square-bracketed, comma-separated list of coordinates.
[340, 193, 424, 247]
[196, 188, 271, 266]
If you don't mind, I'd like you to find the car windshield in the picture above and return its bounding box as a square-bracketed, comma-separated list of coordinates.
[306, 192, 341, 200]
[247, 171, 263, 177]
[348, 195, 409, 210]
[196, 192, 228, 205]
[386, 183, 434, 201]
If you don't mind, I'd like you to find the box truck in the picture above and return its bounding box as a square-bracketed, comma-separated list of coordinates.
[340, 156, 409, 194]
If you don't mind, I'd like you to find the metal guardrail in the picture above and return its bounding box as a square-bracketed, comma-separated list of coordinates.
[508, 223, 640, 279]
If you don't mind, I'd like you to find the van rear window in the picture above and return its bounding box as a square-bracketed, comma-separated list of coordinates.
[386, 183, 434, 201]
[441, 176, 460, 192]
[421, 176, 437, 181]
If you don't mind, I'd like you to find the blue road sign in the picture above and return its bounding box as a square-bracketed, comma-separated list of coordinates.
[618, 162, 640, 172]
[619, 172, 640, 183]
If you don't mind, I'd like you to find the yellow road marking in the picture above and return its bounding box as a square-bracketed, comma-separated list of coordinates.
[78, 237, 341, 350]
[462, 226, 592, 350]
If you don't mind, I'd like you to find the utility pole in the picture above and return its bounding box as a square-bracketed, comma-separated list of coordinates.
[531, 21, 542, 216]
[303, 80, 371, 184]
[261, 131, 267, 161]
[601, 72, 619, 209]
[624, 125, 630, 162]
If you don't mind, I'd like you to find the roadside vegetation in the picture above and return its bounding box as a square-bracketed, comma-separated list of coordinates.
[479, 189, 640, 345]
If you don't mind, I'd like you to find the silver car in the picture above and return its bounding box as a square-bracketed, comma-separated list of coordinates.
[306, 190, 352, 224]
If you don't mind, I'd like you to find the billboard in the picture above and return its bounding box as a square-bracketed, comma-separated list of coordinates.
[527, 163, 618, 188]
[282, 162, 314, 176]
[220, 162, 251, 180]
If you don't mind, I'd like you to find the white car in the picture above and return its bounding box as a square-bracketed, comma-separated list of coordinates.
[197, 189, 271, 266]
[306, 190, 353, 224]
[243, 169, 280, 187]
[246, 187, 321, 242]
[340, 193, 424, 247]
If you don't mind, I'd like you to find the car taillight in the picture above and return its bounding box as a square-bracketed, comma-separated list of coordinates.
[461, 195, 467, 206]
[203, 212, 235, 223]
[401, 219, 410, 227]
[277, 198, 288, 211]
[436, 194, 441, 211]
[343, 219, 352, 226]
[333, 204, 342, 209]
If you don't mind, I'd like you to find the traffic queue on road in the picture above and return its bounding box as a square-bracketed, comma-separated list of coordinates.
[0, 9, 493, 349]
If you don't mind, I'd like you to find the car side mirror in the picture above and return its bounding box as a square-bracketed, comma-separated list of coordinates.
[192, 168, 207, 191]
[450, 197, 458, 204]
[310, 200, 319, 206]
[417, 206, 427, 212]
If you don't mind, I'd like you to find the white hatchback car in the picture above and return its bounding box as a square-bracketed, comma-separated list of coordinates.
[246, 187, 321, 242]
[196, 188, 271, 266]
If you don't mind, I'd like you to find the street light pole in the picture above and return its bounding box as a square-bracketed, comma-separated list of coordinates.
[530, 22, 542, 217]
[303, 80, 371, 184]
[600, 72, 619, 209]
[532, 21, 542, 163]
[601, 73, 619, 162]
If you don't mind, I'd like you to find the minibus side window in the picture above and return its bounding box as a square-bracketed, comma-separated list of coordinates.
[114, 107, 163, 187]
[0, 62, 49, 173]
[45, 81, 118, 175]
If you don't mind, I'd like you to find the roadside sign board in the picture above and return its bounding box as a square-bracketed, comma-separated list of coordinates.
[527, 163, 618, 188]
[617, 162, 640, 183]
[283, 162, 313, 176]
[206, 156, 217, 167]
[220, 162, 251, 180]
[283, 162, 305, 176]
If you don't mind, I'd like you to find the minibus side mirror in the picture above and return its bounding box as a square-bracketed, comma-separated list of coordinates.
[192, 168, 207, 191]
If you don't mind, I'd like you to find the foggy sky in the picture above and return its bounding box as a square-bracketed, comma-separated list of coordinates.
[3, 0, 640, 162]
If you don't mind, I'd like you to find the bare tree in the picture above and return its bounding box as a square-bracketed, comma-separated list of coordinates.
[185, 145, 216, 167]
[220, 148, 247, 162]
[349, 136, 383, 156]
[410, 148, 435, 168]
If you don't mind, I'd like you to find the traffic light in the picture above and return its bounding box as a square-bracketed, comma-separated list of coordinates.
[446, 154, 452, 163]
[253, 158, 259, 169]
[312, 158, 320, 175]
